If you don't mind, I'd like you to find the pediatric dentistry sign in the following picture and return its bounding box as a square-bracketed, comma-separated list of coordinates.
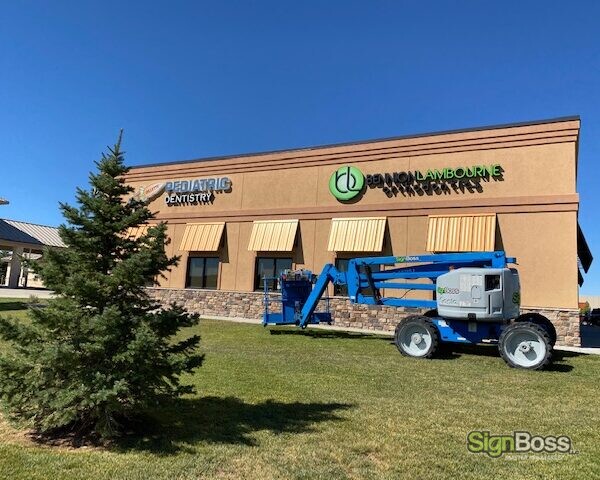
[133, 176, 232, 206]
[329, 164, 503, 201]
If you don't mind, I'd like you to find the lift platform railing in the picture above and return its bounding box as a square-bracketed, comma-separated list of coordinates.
[262, 271, 332, 326]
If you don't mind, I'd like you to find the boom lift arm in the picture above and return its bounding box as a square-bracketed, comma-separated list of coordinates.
[263, 251, 556, 371]
[264, 251, 514, 328]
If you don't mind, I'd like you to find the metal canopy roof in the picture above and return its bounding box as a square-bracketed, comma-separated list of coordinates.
[248, 219, 298, 252]
[427, 214, 497, 253]
[328, 217, 387, 252]
[180, 222, 225, 252]
[0, 219, 65, 248]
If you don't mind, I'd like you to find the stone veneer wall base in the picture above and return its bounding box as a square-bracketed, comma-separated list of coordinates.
[147, 288, 581, 347]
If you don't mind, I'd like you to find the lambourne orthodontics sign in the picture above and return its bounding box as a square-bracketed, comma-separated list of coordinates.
[367, 164, 503, 197]
[329, 164, 503, 201]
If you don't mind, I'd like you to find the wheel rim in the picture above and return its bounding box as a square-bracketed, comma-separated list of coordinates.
[502, 329, 547, 368]
[399, 323, 432, 357]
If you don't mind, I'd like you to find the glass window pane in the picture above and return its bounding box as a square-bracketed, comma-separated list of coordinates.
[360, 263, 380, 297]
[336, 259, 349, 272]
[485, 274, 500, 291]
[334, 259, 349, 296]
[255, 258, 293, 291]
[256, 258, 276, 291]
[275, 258, 292, 275]
[274, 258, 292, 290]
[204, 258, 219, 289]
[334, 258, 379, 296]
[187, 258, 205, 288]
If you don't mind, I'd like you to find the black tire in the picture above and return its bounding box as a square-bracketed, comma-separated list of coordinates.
[498, 321, 553, 370]
[394, 315, 440, 359]
[515, 313, 557, 346]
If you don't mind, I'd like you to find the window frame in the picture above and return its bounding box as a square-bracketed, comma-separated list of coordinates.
[485, 274, 502, 292]
[334, 256, 380, 297]
[254, 256, 293, 291]
[185, 256, 220, 290]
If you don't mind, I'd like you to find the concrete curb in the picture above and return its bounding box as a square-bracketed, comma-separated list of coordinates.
[202, 315, 396, 336]
[555, 346, 600, 355]
[200, 315, 600, 355]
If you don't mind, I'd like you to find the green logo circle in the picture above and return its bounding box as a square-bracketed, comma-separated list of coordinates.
[329, 166, 365, 201]
[512, 292, 521, 305]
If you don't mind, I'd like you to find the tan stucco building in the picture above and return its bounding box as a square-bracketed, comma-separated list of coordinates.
[124, 116, 592, 346]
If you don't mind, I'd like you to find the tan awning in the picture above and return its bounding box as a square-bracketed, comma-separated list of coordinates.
[180, 222, 225, 252]
[427, 214, 496, 252]
[126, 225, 149, 240]
[248, 219, 298, 251]
[327, 217, 386, 252]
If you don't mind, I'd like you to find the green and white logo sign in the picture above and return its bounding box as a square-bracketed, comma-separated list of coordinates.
[330, 162, 504, 201]
[329, 166, 365, 201]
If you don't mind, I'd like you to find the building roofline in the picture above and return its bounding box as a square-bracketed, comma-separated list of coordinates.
[129, 115, 581, 170]
[0, 218, 64, 248]
[0, 218, 60, 229]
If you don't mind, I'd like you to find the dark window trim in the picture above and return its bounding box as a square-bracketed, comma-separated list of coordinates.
[186, 256, 220, 290]
[254, 256, 293, 291]
[333, 256, 380, 297]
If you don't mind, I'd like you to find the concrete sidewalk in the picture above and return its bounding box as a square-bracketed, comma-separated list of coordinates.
[203, 315, 600, 356]
[0, 287, 55, 299]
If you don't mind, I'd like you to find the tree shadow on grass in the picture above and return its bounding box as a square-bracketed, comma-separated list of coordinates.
[114, 396, 352, 455]
[441, 343, 502, 359]
[269, 328, 391, 341]
[439, 343, 575, 372]
[0, 301, 28, 312]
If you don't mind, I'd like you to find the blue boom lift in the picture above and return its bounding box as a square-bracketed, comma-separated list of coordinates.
[263, 251, 555, 370]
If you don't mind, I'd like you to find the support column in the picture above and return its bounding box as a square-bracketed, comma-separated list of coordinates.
[8, 246, 23, 288]
[21, 248, 32, 288]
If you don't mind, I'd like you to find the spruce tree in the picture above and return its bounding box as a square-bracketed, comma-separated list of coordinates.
[0, 134, 203, 439]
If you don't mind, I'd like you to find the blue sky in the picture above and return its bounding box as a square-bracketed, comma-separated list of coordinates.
[0, 1, 599, 292]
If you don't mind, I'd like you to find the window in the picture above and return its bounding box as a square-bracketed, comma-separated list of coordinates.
[485, 274, 501, 291]
[334, 258, 380, 297]
[334, 259, 350, 296]
[186, 257, 219, 289]
[255, 257, 292, 291]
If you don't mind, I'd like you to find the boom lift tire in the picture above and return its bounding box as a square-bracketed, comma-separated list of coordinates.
[394, 316, 440, 359]
[498, 321, 553, 370]
[515, 313, 557, 346]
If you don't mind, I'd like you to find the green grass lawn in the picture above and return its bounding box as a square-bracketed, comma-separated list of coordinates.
[0, 297, 599, 479]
